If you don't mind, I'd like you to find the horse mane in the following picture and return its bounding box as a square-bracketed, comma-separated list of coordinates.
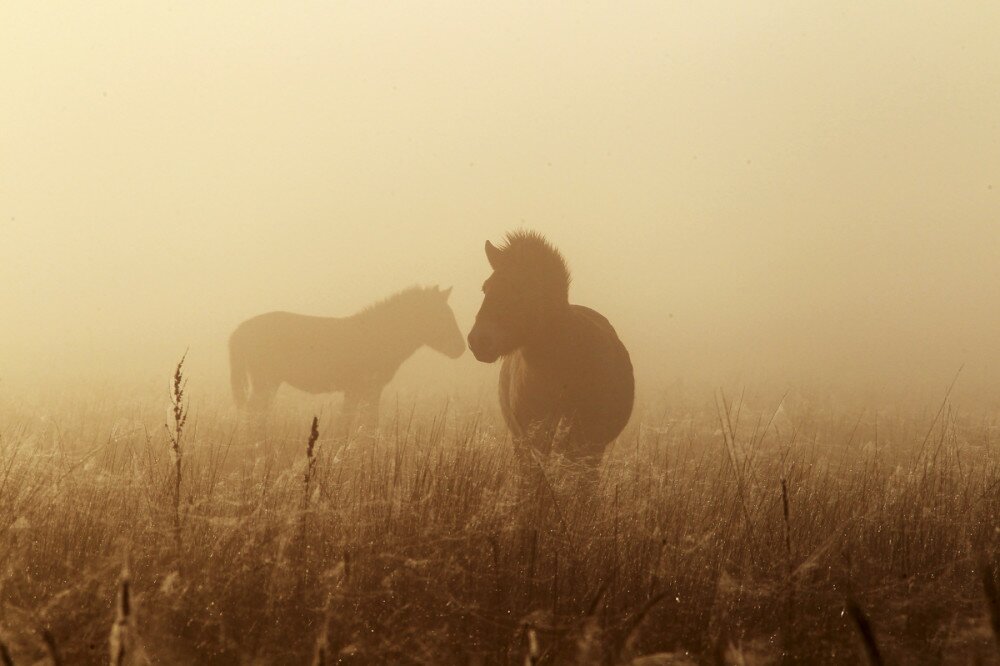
[497, 230, 571, 301]
[356, 285, 440, 319]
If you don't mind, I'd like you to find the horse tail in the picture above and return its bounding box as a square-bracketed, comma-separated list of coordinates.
[228, 330, 250, 408]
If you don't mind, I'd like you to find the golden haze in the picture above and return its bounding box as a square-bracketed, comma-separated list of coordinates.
[2, 2, 999, 401]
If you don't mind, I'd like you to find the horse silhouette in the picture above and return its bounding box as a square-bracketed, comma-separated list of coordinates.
[468, 231, 634, 463]
[229, 285, 465, 434]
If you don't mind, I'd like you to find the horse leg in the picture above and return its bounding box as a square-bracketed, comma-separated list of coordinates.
[247, 375, 279, 412]
[522, 419, 601, 519]
[334, 392, 360, 441]
[357, 385, 383, 435]
[512, 428, 558, 526]
[558, 430, 604, 515]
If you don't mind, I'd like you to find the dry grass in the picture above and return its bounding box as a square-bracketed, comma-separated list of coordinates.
[0, 382, 999, 665]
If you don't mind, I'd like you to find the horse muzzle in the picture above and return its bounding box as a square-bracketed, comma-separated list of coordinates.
[467, 327, 501, 363]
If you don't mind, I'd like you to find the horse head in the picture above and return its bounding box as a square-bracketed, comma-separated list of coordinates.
[468, 232, 570, 363]
[424, 286, 466, 359]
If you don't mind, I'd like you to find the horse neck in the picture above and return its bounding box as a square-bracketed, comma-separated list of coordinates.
[355, 301, 426, 361]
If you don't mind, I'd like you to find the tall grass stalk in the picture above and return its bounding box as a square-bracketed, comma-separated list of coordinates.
[41, 629, 61, 666]
[165, 352, 188, 553]
[781, 477, 794, 661]
[982, 555, 1000, 653]
[523, 625, 539, 666]
[109, 560, 134, 666]
[847, 597, 883, 666]
[298, 416, 321, 560]
[302, 415, 320, 510]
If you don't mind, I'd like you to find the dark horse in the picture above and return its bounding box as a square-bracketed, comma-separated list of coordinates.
[468, 231, 634, 463]
[229, 285, 465, 434]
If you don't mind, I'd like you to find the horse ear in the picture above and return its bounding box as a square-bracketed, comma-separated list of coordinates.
[441, 286, 453, 301]
[485, 241, 502, 269]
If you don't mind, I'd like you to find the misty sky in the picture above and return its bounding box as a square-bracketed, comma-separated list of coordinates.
[2, 2, 999, 400]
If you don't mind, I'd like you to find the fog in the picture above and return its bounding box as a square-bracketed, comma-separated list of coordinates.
[3, 2, 999, 405]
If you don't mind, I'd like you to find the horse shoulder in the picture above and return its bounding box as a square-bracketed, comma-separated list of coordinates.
[500, 353, 555, 437]
[498, 357, 517, 434]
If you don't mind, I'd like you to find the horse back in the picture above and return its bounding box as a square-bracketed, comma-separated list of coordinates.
[230, 311, 365, 392]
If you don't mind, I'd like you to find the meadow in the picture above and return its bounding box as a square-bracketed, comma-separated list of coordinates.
[0, 369, 998, 665]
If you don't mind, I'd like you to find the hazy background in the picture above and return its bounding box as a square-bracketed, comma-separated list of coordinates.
[2, 2, 999, 406]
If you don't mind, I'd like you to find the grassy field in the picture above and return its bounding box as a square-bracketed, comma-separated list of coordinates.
[1, 373, 999, 665]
